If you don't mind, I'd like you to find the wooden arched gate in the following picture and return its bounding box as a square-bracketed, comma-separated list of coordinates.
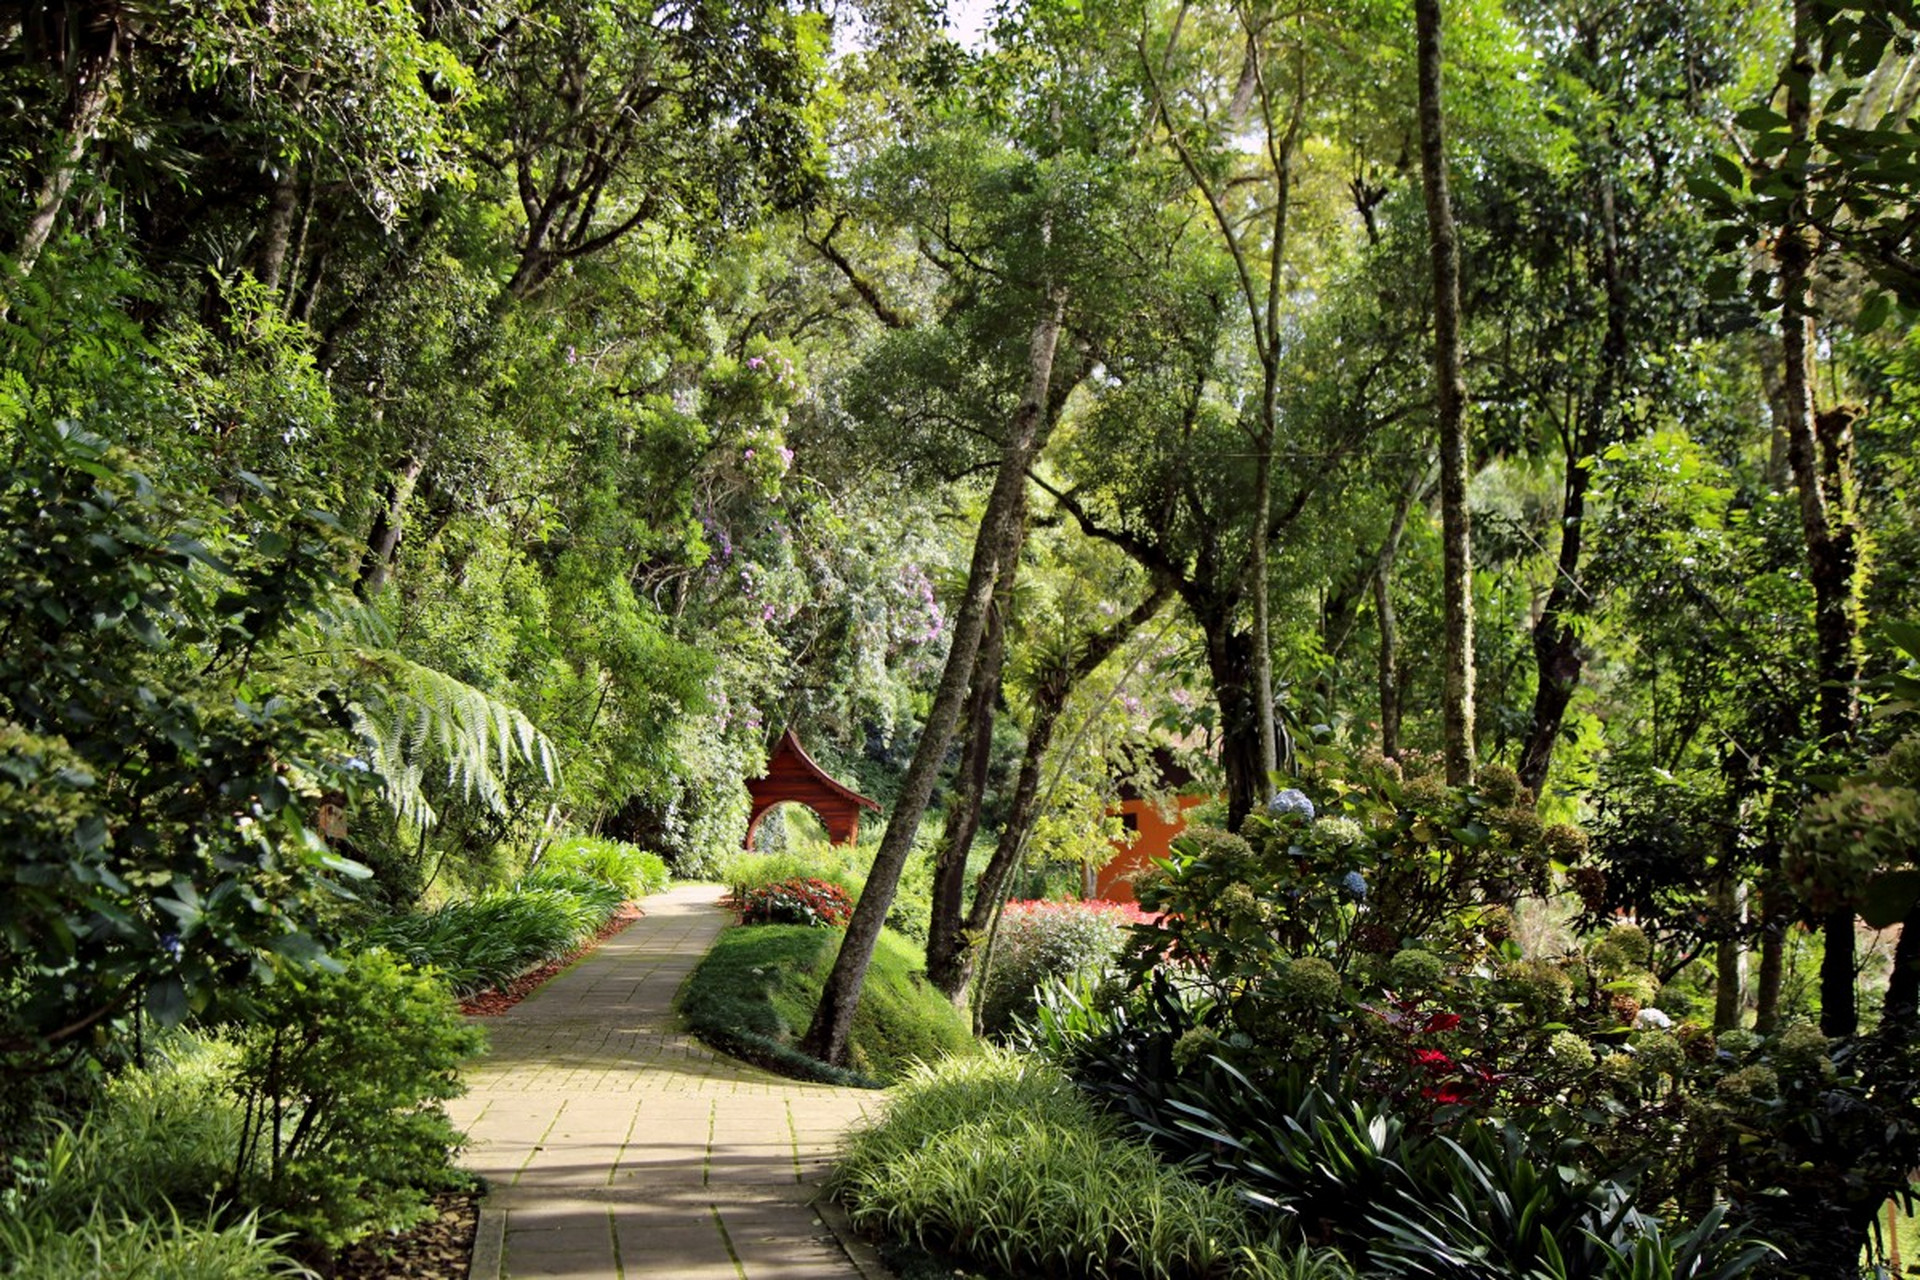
[743, 729, 881, 848]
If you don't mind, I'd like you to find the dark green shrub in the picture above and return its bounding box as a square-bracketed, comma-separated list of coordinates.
[229, 949, 484, 1248]
[0, 425, 374, 1068]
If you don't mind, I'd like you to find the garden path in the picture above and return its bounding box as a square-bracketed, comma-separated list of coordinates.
[447, 883, 889, 1280]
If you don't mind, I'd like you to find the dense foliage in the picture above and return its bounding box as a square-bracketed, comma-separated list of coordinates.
[9, 0, 1920, 1270]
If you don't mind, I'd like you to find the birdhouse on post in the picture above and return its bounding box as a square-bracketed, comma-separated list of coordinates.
[743, 729, 881, 848]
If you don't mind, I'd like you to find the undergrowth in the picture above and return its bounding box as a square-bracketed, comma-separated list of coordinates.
[830, 1050, 1345, 1280]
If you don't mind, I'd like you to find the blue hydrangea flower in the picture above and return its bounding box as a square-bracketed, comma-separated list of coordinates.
[1341, 871, 1368, 900]
[1267, 788, 1315, 820]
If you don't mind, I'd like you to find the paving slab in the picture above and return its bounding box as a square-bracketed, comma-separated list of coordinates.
[451, 883, 888, 1280]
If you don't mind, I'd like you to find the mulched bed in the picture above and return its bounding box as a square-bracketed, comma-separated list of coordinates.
[459, 902, 645, 1016]
[316, 1191, 481, 1280]
[315, 902, 647, 1277]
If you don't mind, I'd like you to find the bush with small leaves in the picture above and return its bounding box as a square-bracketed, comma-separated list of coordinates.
[977, 899, 1148, 1037]
[229, 948, 485, 1249]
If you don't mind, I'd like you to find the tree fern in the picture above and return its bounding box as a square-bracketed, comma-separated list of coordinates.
[295, 601, 559, 834]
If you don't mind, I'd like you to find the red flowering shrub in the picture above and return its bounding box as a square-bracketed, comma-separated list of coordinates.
[737, 877, 853, 928]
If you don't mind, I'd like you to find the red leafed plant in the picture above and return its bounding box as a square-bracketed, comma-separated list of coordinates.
[737, 876, 854, 928]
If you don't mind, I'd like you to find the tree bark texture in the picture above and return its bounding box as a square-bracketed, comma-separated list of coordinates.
[923, 576, 1015, 999]
[1776, 0, 1862, 1038]
[1375, 477, 1418, 759]
[9, 7, 119, 288]
[1415, 0, 1476, 786]
[1755, 888, 1786, 1034]
[1517, 166, 1627, 796]
[1713, 879, 1746, 1031]
[357, 455, 426, 599]
[1206, 623, 1264, 831]
[802, 291, 1067, 1067]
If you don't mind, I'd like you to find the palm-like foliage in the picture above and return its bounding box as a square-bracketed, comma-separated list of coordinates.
[297, 600, 559, 835]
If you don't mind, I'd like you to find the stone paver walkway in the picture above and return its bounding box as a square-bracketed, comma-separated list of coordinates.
[447, 884, 887, 1280]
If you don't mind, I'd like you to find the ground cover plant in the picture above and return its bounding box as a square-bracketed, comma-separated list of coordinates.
[831, 1049, 1354, 1280]
[357, 866, 637, 998]
[535, 834, 670, 899]
[679, 922, 973, 1085]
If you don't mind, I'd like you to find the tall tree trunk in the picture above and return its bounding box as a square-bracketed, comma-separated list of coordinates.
[1778, 0, 1863, 1039]
[1518, 165, 1627, 795]
[255, 162, 300, 293]
[357, 454, 425, 599]
[8, 9, 118, 292]
[1250, 434, 1279, 788]
[252, 71, 311, 294]
[1415, 0, 1476, 786]
[1714, 879, 1746, 1031]
[924, 578, 1016, 999]
[929, 584, 1169, 1001]
[1884, 897, 1920, 1027]
[803, 292, 1067, 1067]
[1756, 887, 1786, 1033]
[1375, 477, 1418, 759]
[1517, 460, 1591, 796]
[1205, 623, 1264, 830]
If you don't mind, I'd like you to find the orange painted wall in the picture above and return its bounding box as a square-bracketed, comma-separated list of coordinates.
[1093, 795, 1208, 903]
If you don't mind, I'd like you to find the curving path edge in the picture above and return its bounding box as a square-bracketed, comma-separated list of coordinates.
[446, 883, 889, 1280]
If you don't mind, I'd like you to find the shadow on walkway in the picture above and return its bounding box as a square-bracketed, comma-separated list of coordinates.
[448, 883, 887, 1279]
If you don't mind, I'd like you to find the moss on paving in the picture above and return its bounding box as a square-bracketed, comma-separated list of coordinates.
[679, 922, 976, 1086]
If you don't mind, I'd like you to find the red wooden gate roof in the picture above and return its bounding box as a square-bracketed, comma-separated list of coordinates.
[744, 729, 880, 848]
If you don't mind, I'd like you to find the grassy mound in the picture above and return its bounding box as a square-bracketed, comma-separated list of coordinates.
[679, 923, 975, 1086]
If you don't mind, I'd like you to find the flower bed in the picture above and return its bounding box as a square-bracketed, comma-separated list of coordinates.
[736, 876, 854, 927]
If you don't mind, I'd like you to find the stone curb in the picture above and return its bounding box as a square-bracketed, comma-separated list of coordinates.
[465, 1191, 506, 1280]
[810, 1191, 891, 1280]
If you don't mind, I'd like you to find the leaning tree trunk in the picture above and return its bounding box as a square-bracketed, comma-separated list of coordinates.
[1415, 0, 1476, 787]
[357, 454, 425, 599]
[929, 584, 1169, 1002]
[802, 291, 1067, 1068]
[924, 580, 1016, 999]
[1518, 168, 1626, 795]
